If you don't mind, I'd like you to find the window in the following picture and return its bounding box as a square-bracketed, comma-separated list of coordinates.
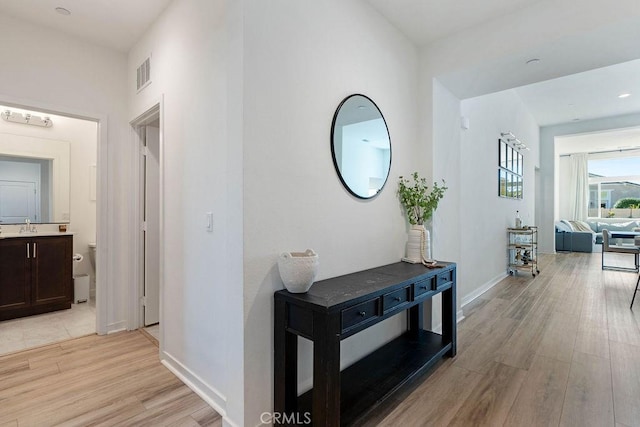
[498, 139, 523, 199]
[588, 154, 640, 218]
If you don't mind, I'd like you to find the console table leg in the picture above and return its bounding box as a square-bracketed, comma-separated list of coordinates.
[408, 302, 424, 337]
[312, 311, 341, 426]
[274, 299, 298, 419]
[442, 280, 457, 357]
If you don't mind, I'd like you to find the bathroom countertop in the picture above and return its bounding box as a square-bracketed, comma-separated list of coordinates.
[0, 231, 75, 239]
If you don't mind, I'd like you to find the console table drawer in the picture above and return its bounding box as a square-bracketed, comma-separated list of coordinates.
[382, 287, 410, 313]
[436, 270, 453, 289]
[342, 299, 379, 332]
[413, 278, 433, 298]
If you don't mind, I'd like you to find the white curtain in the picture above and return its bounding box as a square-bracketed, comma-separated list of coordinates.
[569, 153, 589, 220]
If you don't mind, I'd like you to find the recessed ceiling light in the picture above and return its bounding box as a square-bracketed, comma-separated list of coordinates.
[618, 93, 631, 98]
[526, 58, 540, 65]
[55, 7, 71, 16]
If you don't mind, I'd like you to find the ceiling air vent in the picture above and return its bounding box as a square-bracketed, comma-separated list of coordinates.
[136, 57, 151, 92]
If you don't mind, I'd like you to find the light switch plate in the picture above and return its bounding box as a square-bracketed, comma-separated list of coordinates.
[206, 212, 213, 232]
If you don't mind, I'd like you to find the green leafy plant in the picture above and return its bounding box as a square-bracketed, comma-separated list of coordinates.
[398, 172, 448, 225]
[613, 198, 640, 209]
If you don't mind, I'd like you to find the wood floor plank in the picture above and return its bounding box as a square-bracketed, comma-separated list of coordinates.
[0, 331, 220, 426]
[378, 362, 484, 426]
[54, 396, 146, 427]
[118, 388, 209, 426]
[536, 309, 579, 363]
[560, 351, 614, 427]
[453, 317, 518, 374]
[458, 297, 511, 334]
[606, 274, 640, 347]
[447, 362, 527, 426]
[610, 340, 640, 426]
[190, 406, 223, 427]
[574, 326, 610, 359]
[497, 294, 557, 370]
[503, 355, 571, 427]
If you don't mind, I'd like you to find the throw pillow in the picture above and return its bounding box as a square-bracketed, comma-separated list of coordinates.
[568, 220, 593, 232]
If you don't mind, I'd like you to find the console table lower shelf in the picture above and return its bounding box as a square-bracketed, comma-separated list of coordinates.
[274, 261, 457, 426]
[297, 330, 452, 425]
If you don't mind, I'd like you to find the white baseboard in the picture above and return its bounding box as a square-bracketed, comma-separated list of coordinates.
[460, 272, 508, 308]
[106, 320, 127, 334]
[161, 350, 236, 427]
[432, 309, 465, 333]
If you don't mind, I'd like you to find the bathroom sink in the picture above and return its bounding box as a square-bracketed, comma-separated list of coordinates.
[0, 231, 74, 239]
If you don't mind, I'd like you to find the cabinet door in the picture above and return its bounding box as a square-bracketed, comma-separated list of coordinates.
[0, 239, 31, 311]
[31, 236, 72, 306]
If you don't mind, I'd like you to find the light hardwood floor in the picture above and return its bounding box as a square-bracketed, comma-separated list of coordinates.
[371, 252, 640, 427]
[0, 331, 221, 426]
[1, 252, 638, 426]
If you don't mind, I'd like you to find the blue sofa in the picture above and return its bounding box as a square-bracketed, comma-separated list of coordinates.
[555, 221, 594, 252]
[555, 219, 640, 252]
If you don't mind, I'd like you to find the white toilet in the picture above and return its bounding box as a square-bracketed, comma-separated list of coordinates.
[88, 242, 97, 288]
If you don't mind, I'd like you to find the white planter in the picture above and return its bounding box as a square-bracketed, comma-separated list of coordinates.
[277, 249, 319, 293]
[404, 224, 431, 263]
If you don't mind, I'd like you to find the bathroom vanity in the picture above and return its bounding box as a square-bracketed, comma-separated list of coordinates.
[0, 233, 73, 320]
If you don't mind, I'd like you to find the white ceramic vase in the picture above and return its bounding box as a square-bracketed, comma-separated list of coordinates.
[405, 224, 431, 263]
[277, 249, 319, 293]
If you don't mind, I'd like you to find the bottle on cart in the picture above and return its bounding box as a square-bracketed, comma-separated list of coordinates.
[515, 210, 522, 228]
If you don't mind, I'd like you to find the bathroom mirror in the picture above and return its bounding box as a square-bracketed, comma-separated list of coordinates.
[331, 94, 391, 199]
[0, 134, 70, 224]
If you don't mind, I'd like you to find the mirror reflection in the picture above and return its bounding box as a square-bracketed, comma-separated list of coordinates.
[0, 135, 70, 224]
[331, 94, 391, 199]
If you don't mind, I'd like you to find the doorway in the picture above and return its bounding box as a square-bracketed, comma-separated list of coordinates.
[132, 105, 162, 341]
[0, 103, 100, 355]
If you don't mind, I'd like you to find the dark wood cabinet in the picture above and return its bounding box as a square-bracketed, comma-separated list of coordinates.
[274, 261, 457, 426]
[0, 238, 31, 311]
[0, 235, 73, 320]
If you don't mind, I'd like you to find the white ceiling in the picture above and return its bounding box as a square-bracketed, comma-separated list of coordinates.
[2, 0, 639, 128]
[366, 0, 543, 47]
[0, 0, 172, 52]
[556, 127, 640, 155]
[515, 60, 640, 127]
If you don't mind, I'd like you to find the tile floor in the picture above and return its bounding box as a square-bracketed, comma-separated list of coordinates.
[0, 299, 96, 356]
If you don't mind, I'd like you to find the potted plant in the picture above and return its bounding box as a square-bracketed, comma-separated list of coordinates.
[398, 172, 447, 263]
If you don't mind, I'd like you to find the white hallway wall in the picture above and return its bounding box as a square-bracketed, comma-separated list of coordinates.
[128, 0, 244, 425]
[242, 0, 419, 424]
[0, 14, 130, 333]
[459, 90, 539, 303]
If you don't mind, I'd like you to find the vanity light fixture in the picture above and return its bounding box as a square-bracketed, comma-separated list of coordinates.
[619, 93, 631, 98]
[1, 110, 53, 128]
[500, 132, 529, 151]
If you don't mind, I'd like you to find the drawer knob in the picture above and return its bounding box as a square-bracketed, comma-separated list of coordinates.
[394, 296, 402, 302]
[359, 311, 366, 317]
[420, 285, 427, 290]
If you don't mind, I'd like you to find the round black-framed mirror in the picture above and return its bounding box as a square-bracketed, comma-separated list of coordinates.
[330, 94, 391, 199]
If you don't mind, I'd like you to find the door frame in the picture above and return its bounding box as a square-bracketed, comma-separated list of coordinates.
[129, 98, 164, 347]
[0, 93, 108, 334]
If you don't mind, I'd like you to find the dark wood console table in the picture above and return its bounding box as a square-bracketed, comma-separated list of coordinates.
[274, 261, 457, 426]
